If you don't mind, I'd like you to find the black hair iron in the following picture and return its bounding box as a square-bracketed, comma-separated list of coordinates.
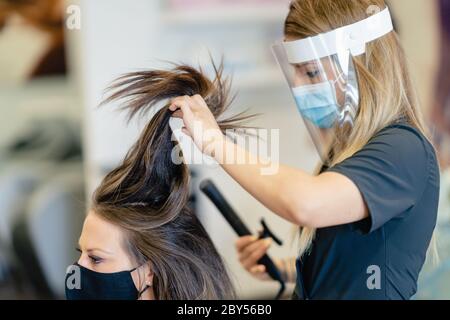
[200, 180, 286, 300]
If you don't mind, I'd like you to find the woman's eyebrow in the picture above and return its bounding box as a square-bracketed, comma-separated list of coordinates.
[77, 242, 113, 255]
[86, 248, 113, 255]
[293, 62, 317, 68]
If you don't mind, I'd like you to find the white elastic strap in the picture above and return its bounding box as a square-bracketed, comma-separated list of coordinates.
[283, 7, 394, 63]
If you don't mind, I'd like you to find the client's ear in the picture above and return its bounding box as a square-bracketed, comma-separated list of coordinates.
[131, 262, 154, 290]
[143, 262, 154, 287]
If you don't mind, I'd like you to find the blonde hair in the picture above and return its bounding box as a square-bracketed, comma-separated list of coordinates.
[285, 0, 438, 260]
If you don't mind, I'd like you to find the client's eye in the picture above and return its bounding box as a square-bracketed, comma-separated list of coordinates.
[75, 248, 103, 265]
[89, 255, 103, 265]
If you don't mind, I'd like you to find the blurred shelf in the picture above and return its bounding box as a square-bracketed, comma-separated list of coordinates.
[162, 6, 288, 26]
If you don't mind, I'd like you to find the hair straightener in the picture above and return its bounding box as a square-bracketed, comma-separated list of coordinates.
[200, 180, 286, 300]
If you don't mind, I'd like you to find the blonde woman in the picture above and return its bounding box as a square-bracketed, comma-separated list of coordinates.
[170, 0, 439, 300]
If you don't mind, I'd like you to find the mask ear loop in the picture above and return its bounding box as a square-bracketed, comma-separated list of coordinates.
[327, 51, 349, 99]
[326, 72, 346, 109]
[130, 265, 153, 300]
[332, 72, 346, 87]
[138, 284, 152, 299]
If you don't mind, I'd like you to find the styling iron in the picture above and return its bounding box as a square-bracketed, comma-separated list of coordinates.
[200, 179, 286, 300]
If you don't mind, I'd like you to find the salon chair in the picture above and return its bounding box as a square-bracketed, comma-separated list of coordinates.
[2, 117, 82, 163]
[11, 163, 85, 299]
[0, 162, 53, 245]
[0, 117, 83, 299]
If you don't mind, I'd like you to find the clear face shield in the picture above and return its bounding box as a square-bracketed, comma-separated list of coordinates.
[272, 7, 394, 163]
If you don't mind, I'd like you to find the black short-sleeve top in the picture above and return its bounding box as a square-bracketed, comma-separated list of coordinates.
[293, 122, 440, 300]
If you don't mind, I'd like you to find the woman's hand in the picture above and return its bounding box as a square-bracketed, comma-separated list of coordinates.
[235, 235, 275, 282]
[169, 95, 225, 158]
[236, 236, 298, 283]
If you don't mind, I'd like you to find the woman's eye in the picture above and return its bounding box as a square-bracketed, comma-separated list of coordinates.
[76, 248, 103, 265]
[306, 70, 320, 78]
[89, 255, 103, 265]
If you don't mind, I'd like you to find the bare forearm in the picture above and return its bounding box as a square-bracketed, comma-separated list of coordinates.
[170, 94, 368, 230]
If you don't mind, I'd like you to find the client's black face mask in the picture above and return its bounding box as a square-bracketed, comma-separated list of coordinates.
[65, 263, 149, 300]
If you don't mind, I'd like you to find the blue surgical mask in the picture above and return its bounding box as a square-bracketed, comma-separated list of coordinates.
[292, 80, 341, 129]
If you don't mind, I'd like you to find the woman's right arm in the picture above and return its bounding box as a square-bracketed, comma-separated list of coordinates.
[235, 236, 297, 284]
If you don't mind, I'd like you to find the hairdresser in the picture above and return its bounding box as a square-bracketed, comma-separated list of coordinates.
[170, 0, 440, 300]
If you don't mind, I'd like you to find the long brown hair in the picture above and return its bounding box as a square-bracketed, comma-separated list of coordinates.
[92, 63, 246, 299]
[285, 0, 436, 257]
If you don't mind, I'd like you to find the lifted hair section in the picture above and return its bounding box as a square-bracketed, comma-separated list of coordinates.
[93, 62, 254, 299]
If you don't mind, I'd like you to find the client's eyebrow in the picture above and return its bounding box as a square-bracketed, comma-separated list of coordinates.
[88, 248, 113, 255]
[78, 242, 113, 255]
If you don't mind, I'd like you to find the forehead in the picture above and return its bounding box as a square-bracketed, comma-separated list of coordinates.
[79, 211, 125, 252]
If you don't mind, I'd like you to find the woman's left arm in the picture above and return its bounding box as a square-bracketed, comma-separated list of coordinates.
[170, 95, 368, 228]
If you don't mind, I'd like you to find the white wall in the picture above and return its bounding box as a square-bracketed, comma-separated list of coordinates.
[389, 0, 439, 114]
[66, 0, 164, 191]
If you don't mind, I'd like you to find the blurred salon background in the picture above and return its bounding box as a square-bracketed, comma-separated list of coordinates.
[0, 0, 449, 300]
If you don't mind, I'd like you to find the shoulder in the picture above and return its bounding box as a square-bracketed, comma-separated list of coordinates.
[361, 123, 435, 163]
[331, 122, 437, 185]
[373, 123, 428, 147]
[328, 123, 438, 234]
